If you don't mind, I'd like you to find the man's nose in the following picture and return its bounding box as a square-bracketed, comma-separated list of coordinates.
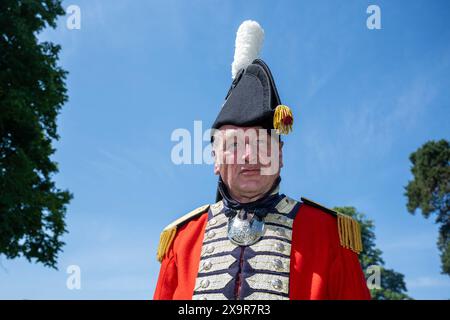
[242, 142, 258, 164]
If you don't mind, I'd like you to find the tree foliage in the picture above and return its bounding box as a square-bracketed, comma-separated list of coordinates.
[0, 0, 72, 268]
[405, 139, 450, 275]
[333, 206, 411, 300]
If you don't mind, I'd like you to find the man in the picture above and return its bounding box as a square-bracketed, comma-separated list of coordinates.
[154, 21, 370, 300]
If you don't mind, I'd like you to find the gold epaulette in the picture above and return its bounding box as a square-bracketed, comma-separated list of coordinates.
[156, 204, 210, 262]
[301, 197, 363, 254]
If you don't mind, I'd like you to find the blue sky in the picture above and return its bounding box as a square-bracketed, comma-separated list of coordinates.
[1, 0, 449, 299]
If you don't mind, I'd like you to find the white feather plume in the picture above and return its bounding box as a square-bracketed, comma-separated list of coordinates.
[231, 20, 265, 79]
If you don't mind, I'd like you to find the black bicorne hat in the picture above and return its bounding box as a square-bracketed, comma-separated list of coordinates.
[212, 58, 293, 132]
[211, 21, 293, 136]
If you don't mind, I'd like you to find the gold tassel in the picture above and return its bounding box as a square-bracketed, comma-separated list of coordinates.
[273, 105, 294, 134]
[157, 227, 177, 262]
[337, 213, 363, 254]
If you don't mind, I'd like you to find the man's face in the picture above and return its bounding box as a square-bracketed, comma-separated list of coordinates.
[212, 125, 283, 201]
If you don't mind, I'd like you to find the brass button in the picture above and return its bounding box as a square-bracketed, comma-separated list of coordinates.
[272, 259, 283, 270]
[274, 242, 285, 252]
[207, 230, 216, 239]
[203, 260, 212, 271]
[209, 218, 217, 226]
[271, 279, 283, 290]
[205, 245, 215, 254]
[200, 279, 210, 288]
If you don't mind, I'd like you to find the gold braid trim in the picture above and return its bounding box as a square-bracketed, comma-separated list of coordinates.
[301, 197, 363, 254]
[157, 227, 177, 262]
[337, 212, 363, 254]
[273, 105, 294, 134]
[156, 204, 210, 262]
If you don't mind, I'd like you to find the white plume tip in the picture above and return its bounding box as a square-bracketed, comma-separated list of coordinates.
[231, 20, 265, 79]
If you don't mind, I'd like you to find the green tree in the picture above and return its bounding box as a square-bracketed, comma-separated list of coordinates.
[405, 139, 450, 275]
[333, 206, 411, 300]
[0, 0, 72, 268]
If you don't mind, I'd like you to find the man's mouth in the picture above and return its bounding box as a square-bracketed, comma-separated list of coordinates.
[240, 168, 261, 176]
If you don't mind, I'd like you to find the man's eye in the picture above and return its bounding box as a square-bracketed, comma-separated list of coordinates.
[225, 141, 238, 150]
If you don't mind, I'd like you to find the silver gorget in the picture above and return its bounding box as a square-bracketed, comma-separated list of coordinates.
[227, 211, 265, 246]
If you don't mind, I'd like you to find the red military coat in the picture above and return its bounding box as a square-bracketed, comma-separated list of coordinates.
[154, 197, 370, 300]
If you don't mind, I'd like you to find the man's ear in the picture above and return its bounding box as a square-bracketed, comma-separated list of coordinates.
[214, 163, 220, 175]
[212, 150, 220, 175]
[279, 140, 284, 169]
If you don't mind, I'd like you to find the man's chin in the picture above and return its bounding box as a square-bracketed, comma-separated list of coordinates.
[235, 180, 265, 194]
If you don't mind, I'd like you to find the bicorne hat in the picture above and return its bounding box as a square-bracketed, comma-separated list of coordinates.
[211, 20, 294, 135]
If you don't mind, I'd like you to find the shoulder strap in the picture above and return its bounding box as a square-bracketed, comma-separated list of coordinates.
[301, 197, 363, 254]
[157, 204, 210, 262]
